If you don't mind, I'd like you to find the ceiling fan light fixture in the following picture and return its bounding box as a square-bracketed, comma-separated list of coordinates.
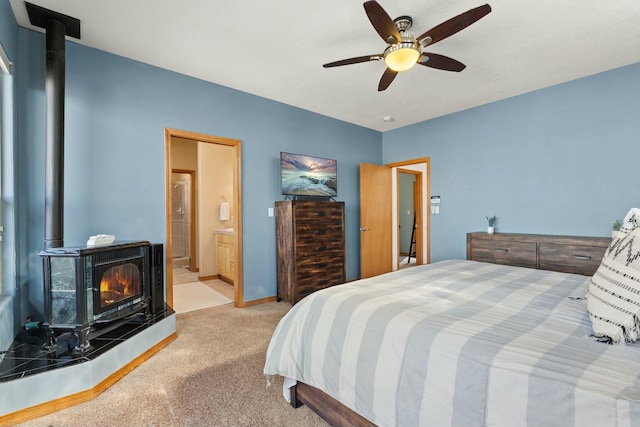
[324, 1, 492, 90]
[384, 42, 420, 72]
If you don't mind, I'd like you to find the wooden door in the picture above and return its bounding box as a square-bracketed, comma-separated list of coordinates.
[360, 163, 392, 278]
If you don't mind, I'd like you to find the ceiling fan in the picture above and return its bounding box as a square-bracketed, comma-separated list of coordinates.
[323, 1, 492, 91]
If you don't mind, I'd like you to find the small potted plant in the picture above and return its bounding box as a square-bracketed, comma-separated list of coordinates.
[612, 219, 622, 238]
[486, 215, 496, 234]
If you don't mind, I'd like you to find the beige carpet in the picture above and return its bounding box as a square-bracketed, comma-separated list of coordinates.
[173, 282, 232, 314]
[13, 302, 329, 427]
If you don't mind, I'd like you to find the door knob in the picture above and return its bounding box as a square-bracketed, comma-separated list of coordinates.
[360, 227, 369, 231]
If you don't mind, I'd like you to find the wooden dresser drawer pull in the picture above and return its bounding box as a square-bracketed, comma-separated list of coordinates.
[316, 229, 327, 235]
[316, 263, 328, 268]
[573, 255, 591, 261]
[315, 212, 326, 217]
[493, 248, 509, 252]
[316, 246, 327, 251]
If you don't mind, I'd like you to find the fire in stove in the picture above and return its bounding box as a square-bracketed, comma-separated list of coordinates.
[99, 264, 140, 307]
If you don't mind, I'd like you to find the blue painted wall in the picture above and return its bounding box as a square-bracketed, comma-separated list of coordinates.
[383, 62, 640, 262]
[14, 27, 380, 319]
[2, 3, 639, 342]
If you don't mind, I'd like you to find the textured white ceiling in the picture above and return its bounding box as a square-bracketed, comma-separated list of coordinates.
[10, 0, 640, 131]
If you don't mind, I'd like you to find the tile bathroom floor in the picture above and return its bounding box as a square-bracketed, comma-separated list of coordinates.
[172, 266, 234, 300]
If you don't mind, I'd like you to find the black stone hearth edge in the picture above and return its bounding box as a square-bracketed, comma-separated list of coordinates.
[0, 306, 174, 383]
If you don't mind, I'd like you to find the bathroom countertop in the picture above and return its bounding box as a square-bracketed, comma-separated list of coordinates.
[216, 228, 234, 236]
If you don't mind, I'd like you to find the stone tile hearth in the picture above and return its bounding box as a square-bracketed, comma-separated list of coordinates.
[0, 308, 172, 383]
[0, 308, 176, 421]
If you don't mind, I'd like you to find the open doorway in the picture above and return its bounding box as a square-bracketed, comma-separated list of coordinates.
[388, 158, 430, 270]
[359, 158, 430, 278]
[164, 129, 244, 308]
[397, 169, 421, 269]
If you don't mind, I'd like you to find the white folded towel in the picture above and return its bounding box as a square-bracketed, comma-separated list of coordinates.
[220, 201, 230, 221]
[87, 234, 115, 246]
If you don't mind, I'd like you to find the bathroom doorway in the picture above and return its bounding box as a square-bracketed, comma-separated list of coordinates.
[165, 128, 244, 308]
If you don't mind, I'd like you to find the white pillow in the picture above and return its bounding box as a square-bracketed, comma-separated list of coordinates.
[588, 225, 640, 344]
[624, 208, 640, 227]
[614, 208, 640, 238]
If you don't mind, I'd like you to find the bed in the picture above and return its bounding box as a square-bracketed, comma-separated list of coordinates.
[264, 220, 640, 427]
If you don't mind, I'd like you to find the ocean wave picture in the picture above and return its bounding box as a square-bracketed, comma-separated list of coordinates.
[281, 153, 337, 197]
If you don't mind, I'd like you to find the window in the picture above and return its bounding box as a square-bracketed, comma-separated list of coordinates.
[0, 42, 12, 295]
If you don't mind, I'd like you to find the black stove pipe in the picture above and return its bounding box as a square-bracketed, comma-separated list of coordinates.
[25, 2, 81, 249]
[43, 19, 66, 249]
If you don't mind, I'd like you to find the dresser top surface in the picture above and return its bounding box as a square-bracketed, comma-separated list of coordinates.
[468, 232, 611, 246]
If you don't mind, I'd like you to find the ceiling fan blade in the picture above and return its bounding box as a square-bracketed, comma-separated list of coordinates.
[364, 1, 401, 44]
[378, 68, 398, 91]
[419, 53, 466, 72]
[417, 4, 491, 46]
[323, 55, 382, 68]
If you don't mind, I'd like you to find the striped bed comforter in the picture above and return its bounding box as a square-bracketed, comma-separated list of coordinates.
[264, 259, 640, 427]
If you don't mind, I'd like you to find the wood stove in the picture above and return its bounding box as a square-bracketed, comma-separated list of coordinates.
[40, 241, 162, 352]
[23, 3, 168, 361]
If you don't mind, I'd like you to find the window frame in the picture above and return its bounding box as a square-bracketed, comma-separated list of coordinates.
[0, 42, 12, 295]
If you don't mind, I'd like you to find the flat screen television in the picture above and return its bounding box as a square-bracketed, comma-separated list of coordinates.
[280, 152, 337, 197]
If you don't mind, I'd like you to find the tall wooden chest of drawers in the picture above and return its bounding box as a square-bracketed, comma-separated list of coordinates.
[276, 200, 346, 304]
[467, 232, 611, 276]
